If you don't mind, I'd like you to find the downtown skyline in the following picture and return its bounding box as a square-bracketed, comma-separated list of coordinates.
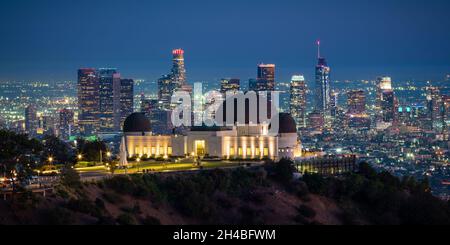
[0, 0, 449, 82]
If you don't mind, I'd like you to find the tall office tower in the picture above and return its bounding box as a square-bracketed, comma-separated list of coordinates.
[346, 90, 370, 129]
[98, 68, 121, 132]
[314, 41, 331, 113]
[25, 105, 38, 137]
[290, 75, 307, 129]
[426, 86, 444, 131]
[375, 76, 396, 125]
[256, 64, 276, 91]
[376, 76, 393, 109]
[381, 90, 395, 122]
[120, 78, 134, 129]
[171, 48, 187, 88]
[59, 108, 75, 140]
[220, 78, 240, 94]
[347, 90, 366, 115]
[158, 75, 174, 110]
[330, 90, 338, 118]
[78, 68, 99, 136]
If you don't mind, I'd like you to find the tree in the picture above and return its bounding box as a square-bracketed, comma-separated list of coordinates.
[78, 139, 108, 162]
[0, 130, 43, 191]
[41, 135, 76, 165]
[60, 164, 81, 189]
[272, 158, 296, 185]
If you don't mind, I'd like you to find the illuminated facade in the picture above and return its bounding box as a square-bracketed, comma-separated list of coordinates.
[255, 64, 276, 92]
[78, 68, 99, 135]
[376, 76, 396, 126]
[120, 79, 134, 129]
[98, 68, 121, 133]
[25, 105, 38, 137]
[121, 113, 301, 162]
[290, 75, 307, 129]
[315, 57, 331, 114]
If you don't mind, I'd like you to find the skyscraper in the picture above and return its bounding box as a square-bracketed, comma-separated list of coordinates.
[347, 90, 366, 115]
[314, 41, 331, 114]
[158, 75, 174, 111]
[78, 68, 99, 136]
[375, 76, 396, 125]
[120, 79, 134, 129]
[220, 78, 240, 94]
[59, 108, 75, 140]
[346, 90, 371, 129]
[171, 48, 187, 89]
[25, 105, 38, 137]
[256, 64, 276, 91]
[98, 68, 121, 132]
[426, 86, 444, 131]
[290, 75, 307, 129]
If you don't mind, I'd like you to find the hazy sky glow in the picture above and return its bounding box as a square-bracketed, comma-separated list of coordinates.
[0, 0, 449, 82]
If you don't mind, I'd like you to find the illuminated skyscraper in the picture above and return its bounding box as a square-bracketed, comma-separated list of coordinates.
[347, 90, 366, 115]
[314, 41, 331, 114]
[59, 108, 75, 140]
[290, 75, 307, 129]
[171, 48, 187, 88]
[120, 79, 134, 129]
[426, 86, 444, 131]
[78, 68, 99, 135]
[158, 75, 174, 111]
[25, 105, 38, 137]
[220, 78, 240, 94]
[346, 90, 370, 129]
[375, 76, 396, 125]
[98, 68, 121, 132]
[256, 64, 276, 91]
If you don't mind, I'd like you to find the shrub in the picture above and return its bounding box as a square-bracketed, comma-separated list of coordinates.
[116, 213, 137, 225]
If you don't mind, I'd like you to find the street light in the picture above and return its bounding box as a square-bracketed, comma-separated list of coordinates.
[48, 157, 54, 164]
[107, 152, 112, 158]
[136, 158, 141, 173]
[77, 154, 83, 161]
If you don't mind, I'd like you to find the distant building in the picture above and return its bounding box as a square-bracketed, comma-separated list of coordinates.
[255, 64, 276, 92]
[315, 42, 331, 114]
[375, 76, 396, 125]
[426, 86, 444, 131]
[59, 109, 75, 140]
[296, 155, 358, 176]
[346, 90, 370, 130]
[98, 68, 121, 132]
[171, 48, 187, 88]
[25, 105, 38, 137]
[120, 78, 134, 129]
[78, 68, 99, 135]
[308, 111, 324, 134]
[290, 75, 307, 129]
[220, 78, 240, 94]
[347, 90, 366, 115]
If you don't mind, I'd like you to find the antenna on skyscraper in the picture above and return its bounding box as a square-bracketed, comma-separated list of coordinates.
[317, 40, 321, 59]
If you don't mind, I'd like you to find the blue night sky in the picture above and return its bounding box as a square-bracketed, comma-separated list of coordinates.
[0, 0, 449, 83]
